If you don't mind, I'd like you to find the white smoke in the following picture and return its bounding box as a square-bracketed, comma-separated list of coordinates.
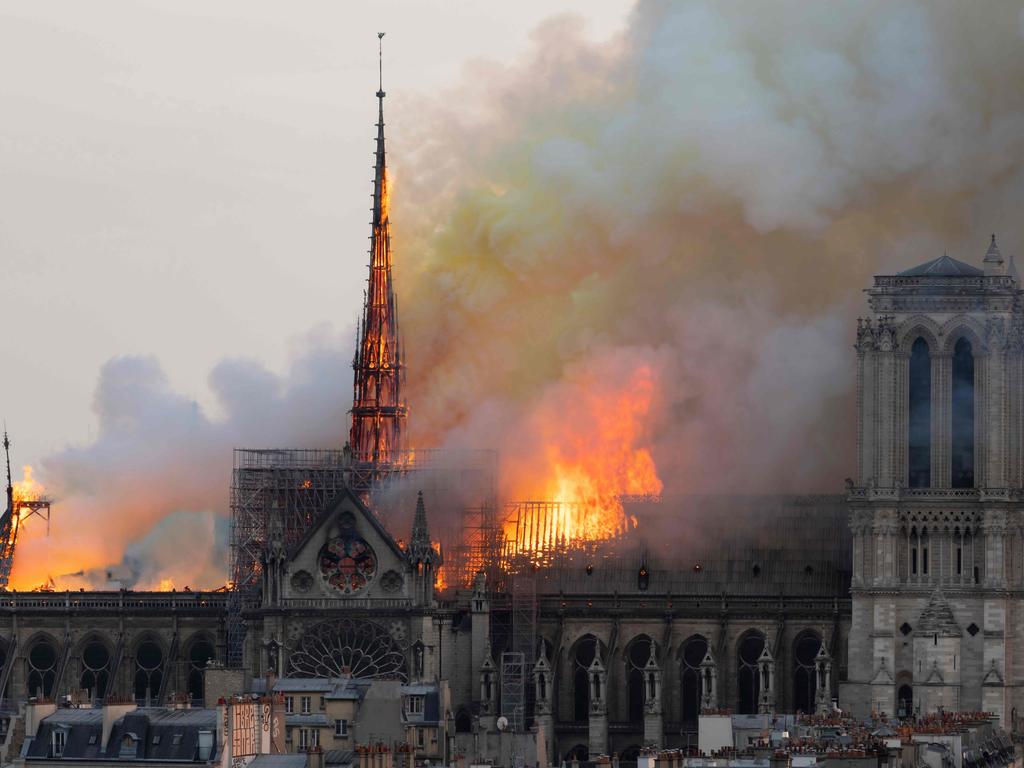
[19, 0, 1024, 587]
[396, 0, 1024, 499]
[12, 327, 352, 589]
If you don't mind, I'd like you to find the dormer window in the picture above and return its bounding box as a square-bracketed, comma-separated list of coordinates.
[52, 729, 67, 757]
[405, 695, 424, 715]
[119, 733, 139, 759]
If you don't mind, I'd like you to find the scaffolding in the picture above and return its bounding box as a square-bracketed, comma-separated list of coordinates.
[0, 431, 52, 590]
[506, 565, 538, 732]
[500, 651, 526, 732]
[227, 446, 497, 666]
[498, 499, 641, 571]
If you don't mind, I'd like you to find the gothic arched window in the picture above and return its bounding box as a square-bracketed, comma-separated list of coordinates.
[908, 337, 931, 488]
[792, 631, 821, 714]
[80, 639, 112, 701]
[134, 640, 164, 705]
[951, 337, 975, 488]
[187, 637, 216, 705]
[572, 636, 597, 722]
[679, 635, 707, 724]
[287, 619, 407, 681]
[897, 683, 913, 718]
[27, 639, 58, 699]
[737, 632, 764, 715]
[625, 636, 653, 723]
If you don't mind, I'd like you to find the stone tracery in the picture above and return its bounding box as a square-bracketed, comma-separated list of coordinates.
[287, 618, 408, 681]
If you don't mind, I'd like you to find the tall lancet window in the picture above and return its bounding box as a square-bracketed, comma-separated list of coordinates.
[908, 337, 932, 488]
[951, 338, 975, 488]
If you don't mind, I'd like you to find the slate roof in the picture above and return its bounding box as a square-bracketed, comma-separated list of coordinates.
[251, 756, 308, 768]
[324, 750, 355, 767]
[898, 253, 983, 277]
[26, 709, 105, 762]
[25, 707, 218, 763]
[275, 678, 334, 692]
[274, 678, 368, 701]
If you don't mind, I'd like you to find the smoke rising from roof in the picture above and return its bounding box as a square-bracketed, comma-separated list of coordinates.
[14, 1, 1024, 587]
[395, 0, 1024, 499]
[11, 328, 351, 590]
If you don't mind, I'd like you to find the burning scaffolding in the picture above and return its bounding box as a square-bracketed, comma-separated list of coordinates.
[0, 432, 52, 590]
[227, 446, 498, 662]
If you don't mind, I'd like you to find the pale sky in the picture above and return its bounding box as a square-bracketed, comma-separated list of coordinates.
[0, 1, 632, 473]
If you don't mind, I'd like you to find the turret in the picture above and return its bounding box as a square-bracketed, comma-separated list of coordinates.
[984, 233, 1005, 275]
[408, 491, 441, 605]
[757, 645, 775, 714]
[699, 648, 718, 710]
[642, 640, 663, 748]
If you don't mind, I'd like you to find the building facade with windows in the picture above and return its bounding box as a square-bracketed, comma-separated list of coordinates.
[4, 239, 1024, 766]
[843, 237, 1024, 723]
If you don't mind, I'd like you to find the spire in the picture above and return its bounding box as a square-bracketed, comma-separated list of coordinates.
[1010, 253, 1020, 283]
[984, 232, 1004, 275]
[409, 491, 438, 565]
[350, 33, 408, 465]
[3, 429, 11, 517]
[373, 32, 387, 230]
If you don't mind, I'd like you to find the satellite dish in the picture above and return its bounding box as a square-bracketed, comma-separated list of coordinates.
[497, 716, 509, 731]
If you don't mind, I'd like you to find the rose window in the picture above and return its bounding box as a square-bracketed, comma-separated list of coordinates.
[319, 535, 377, 594]
[287, 619, 408, 681]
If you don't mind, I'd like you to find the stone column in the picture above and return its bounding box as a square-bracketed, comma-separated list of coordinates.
[588, 656, 608, 758]
[985, 345, 1006, 490]
[533, 647, 555, 766]
[699, 650, 717, 711]
[933, 354, 952, 488]
[642, 644, 663, 748]
[478, 653, 497, 733]
[470, 572, 490, 711]
[877, 340, 896, 487]
[757, 647, 775, 715]
[814, 644, 832, 715]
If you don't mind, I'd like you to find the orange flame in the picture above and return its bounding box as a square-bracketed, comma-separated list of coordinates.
[504, 362, 663, 556]
[432, 540, 448, 591]
[381, 168, 392, 223]
[12, 465, 44, 518]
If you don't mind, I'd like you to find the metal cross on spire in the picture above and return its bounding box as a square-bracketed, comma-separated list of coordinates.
[377, 32, 385, 97]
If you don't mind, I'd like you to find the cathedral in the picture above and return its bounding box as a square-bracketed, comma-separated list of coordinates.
[0, 67, 1022, 767]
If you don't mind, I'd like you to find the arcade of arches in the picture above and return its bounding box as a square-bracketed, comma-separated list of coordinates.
[562, 628, 831, 723]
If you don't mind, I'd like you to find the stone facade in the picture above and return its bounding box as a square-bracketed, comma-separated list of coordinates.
[0, 490, 851, 764]
[19, 242, 1024, 760]
[844, 238, 1024, 726]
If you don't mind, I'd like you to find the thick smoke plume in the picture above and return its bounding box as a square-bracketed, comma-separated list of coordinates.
[396, 0, 1024, 501]
[16, 1, 1024, 588]
[11, 328, 351, 590]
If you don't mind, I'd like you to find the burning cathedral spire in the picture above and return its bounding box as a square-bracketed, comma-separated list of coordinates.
[349, 33, 407, 465]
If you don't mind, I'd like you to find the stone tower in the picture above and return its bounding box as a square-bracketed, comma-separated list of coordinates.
[844, 236, 1023, 724]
